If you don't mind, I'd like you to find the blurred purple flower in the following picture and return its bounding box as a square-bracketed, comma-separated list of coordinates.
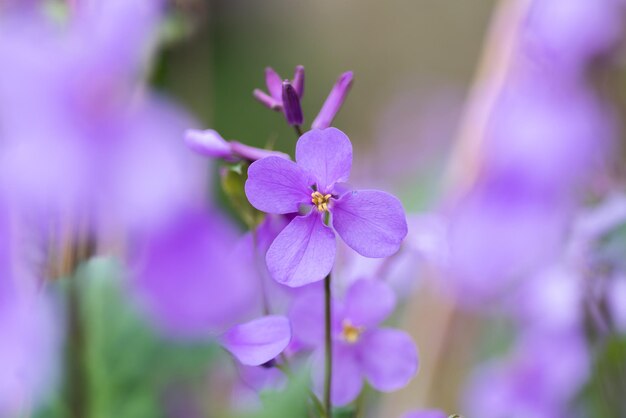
[245, 128, 408, 287]
[524, 0, 624, 74]
[0, 0, 204, 231]
[447, 175, 567, 303]
[185, 129, 290, 162]
[0, 200, 60, 416]
[484, 77, 612, 196]
[464, 330, 589, 418]
[289, 279, 418, 406]
[130, 206, 260, 337]
[311, 71, 354, 130]
[510, 264, 583, 333]
[220, 315, 291, 366]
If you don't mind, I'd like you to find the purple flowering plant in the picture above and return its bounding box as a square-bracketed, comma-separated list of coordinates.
[6, 2, 626, 418]
[182, 65, 416, 417]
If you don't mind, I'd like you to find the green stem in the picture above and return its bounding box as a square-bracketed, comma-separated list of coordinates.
[66, 270, 88, 418]
[324, 273, 333, 418]
[294, 125, 303, 138]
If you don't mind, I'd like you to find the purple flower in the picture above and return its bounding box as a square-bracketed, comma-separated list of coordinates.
[253, 66, 305, 123]
[184, 129, 289, 162]
[245, 128, 408, 287]
[253, 67, 353, 130]
[524, 0, 623, 74]
[311, 71, 354, 130]
[289, 279, 418, 406]
[0, 1, 203, 231]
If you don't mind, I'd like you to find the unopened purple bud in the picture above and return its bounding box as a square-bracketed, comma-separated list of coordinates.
[311, 71, 354, 130]
[253, 89, 282, 111]
[293, 65, 305, 98]
[184, 129, 232, 159]
[281, 81, 303, 126]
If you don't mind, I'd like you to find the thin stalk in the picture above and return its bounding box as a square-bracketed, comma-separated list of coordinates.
[323, 273, 333, 418]
[251, 229, 272, 316]
[294, 125, 303, 138]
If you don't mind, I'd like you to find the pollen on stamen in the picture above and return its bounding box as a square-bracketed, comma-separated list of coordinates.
[311, 191, 332, 212]
[341, 319, 364, 344]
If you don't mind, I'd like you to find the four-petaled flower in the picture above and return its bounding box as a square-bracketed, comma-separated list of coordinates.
[245, 128, 408, 287]
[289, 279, 418, 405]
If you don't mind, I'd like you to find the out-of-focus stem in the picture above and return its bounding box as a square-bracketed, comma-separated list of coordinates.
[63, 214, 95, 418]
[323, 273, 333, 418]
[423, 0, 533, 408]
[66, 270, 87, 418]
[444, 0, 533, 196]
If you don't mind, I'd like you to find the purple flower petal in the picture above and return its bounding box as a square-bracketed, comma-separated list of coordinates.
[230, 141, 290, 161]
[293, 65, 305, 98]
[184, 129, 232, 159]
[266, 214, 336, 287]
[253, 89, 282, 111]
[311, 71, 353, 130]
[343, 279, 396, 328]
[264, 67, 283, 100]
[295, 128, 352, 191]
[245, 156, 313, 214]
[358, 328, 418, 392]
[312, 345, 363, 406]
[220, 315, 291, 366]
[333, 190, 408, 258]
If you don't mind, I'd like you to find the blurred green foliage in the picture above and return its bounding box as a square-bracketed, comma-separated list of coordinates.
[36, 259, 220, 418]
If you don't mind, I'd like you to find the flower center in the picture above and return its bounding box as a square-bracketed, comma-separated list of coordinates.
[341, 319, 364, 344]
[311, 191, 332, 212]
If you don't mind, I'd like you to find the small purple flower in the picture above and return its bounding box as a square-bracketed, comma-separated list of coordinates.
[253, 66, 305, 120]
[312, 71, 354, 130]
[245, 128, 408, 287]
[184, 129, 289, 162]
[289, 279, 418, 406]
[254, 66, 353, 130]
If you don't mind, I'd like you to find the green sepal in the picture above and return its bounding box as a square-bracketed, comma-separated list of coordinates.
[221, 161, 264, 229]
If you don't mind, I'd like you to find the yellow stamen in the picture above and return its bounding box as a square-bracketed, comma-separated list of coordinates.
[311, 191, 332, 212]
[341, 320, 364, 344]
